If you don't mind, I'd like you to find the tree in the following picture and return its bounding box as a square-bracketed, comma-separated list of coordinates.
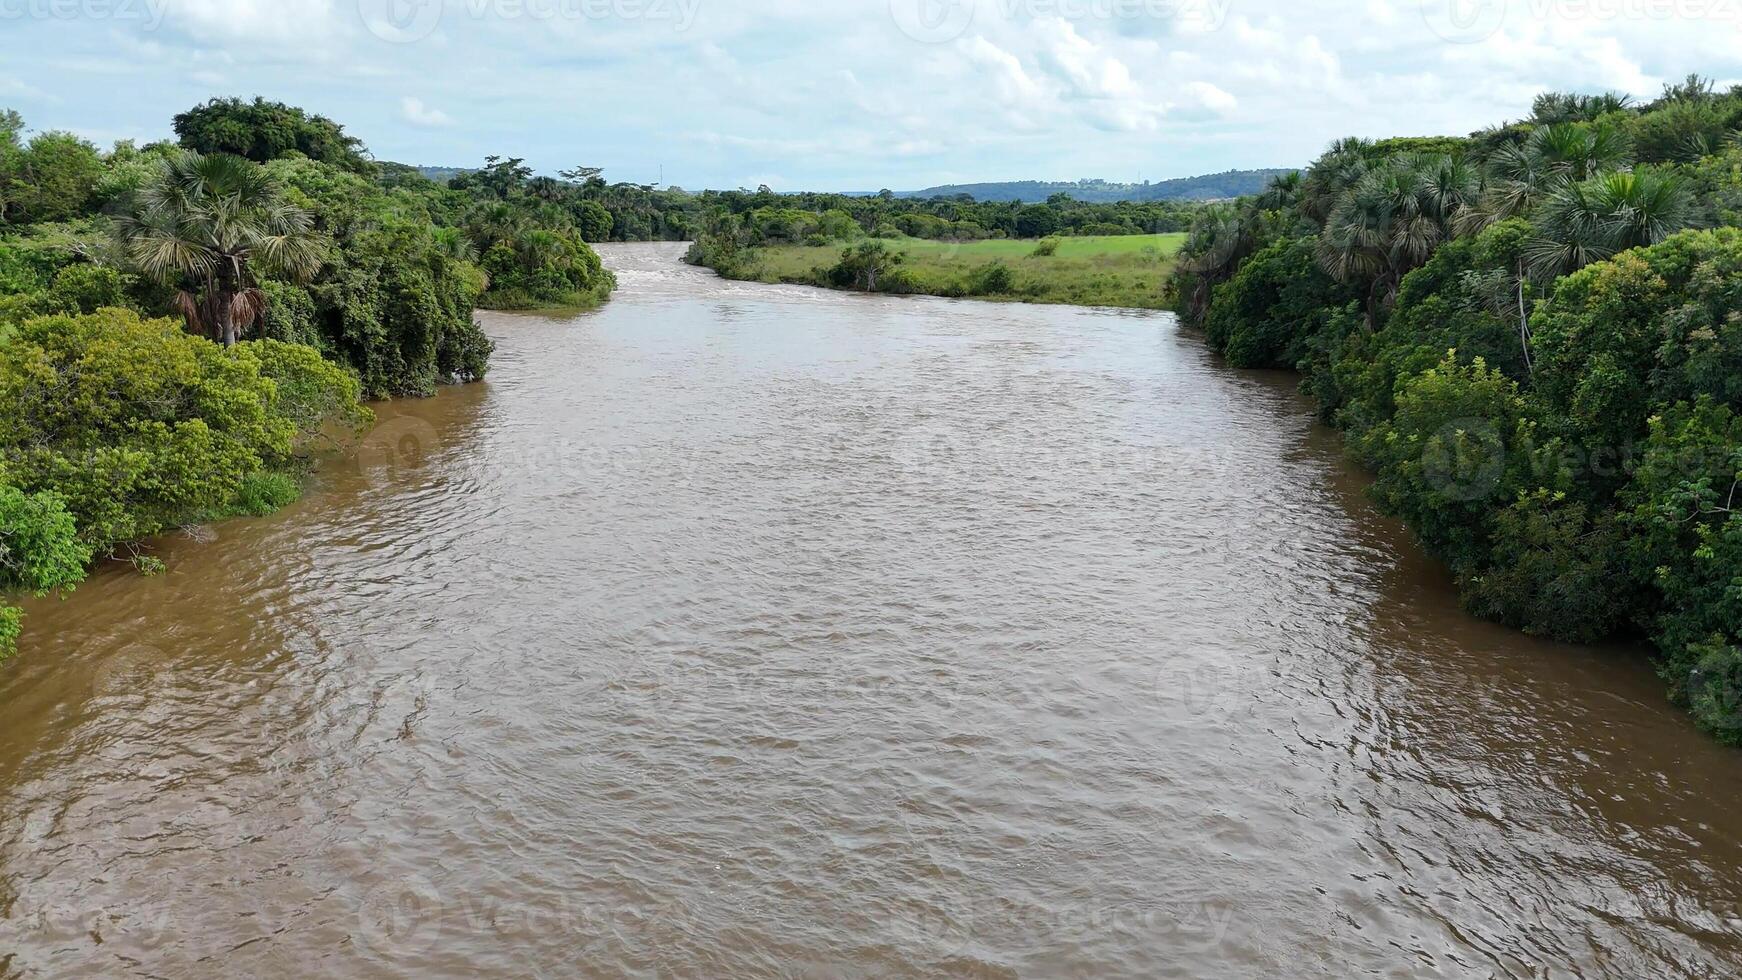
[1316, 153, 1479, 321]
[559, 165, 606, 192]
[1015, 203, 1061, 238]
[827, 240, 905, 291]
[0, 110, 23, 222]
[0, 308, 364, 547]
[1528, 227, 1742, 465]
[117, 151, 324, 346]
[173, 97, 371, 173]
[1621, 398, 1742, 741]
[0, 125, 103, 225]
[453, 156, 533, 200]
[1524, 169, 1694, 279]
[1172, 202, 1275, 325]
[1203, 235, 1355, 369]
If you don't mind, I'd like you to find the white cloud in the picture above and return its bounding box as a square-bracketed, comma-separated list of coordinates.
[4, 0, 1742, 189]
[1181, 81, 1238, 116]
[400, 97, 454, 127]
[163, 0, 342, 44]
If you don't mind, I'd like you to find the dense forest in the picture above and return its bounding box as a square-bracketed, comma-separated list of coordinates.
[0, 97, 618, 653]
[507, 181, 1205, 244]
[1171, 76, 1742, 740]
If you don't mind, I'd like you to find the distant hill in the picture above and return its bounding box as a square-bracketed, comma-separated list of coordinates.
[400, 164, 1293, 202]
[415, 165, 473, 184]
[893, 169, 1296, 203]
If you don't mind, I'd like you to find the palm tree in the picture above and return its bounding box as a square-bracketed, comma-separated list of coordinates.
[1316, 153, 1478, 321]
[1299, 137, 1375, 226]
[1174, 203, 1263, 325]
[117, 151, 323, 346]
[430, 226, 479, 264]
[1460, 122, 1634, 234]
[465, 201, 531, 252]
[1525, 169, 1694, 279]
[1254, 171, 1302, 213]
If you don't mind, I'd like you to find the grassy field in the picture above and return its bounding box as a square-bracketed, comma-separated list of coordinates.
[719, 233, 1185, 309]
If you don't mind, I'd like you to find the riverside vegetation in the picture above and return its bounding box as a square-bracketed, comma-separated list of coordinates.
[690, 233, 1186, 308]
[1171, 76, 1742, 741]
[0, 97, 617, 653]
[683, 193, 1195, 306]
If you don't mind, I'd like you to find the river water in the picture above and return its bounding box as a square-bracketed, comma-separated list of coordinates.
[2, 243, 1739, 978]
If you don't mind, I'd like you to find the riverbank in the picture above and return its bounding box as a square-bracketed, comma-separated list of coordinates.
[690, 233, 1184, 308]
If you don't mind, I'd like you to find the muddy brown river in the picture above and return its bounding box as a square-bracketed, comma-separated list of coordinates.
[2, 242, 1740, 978]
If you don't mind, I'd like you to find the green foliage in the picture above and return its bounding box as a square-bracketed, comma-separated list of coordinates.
[1015, 204, 1061, 238]
[173, 97, 372, 173]
[0, 484, 91, 595]
[1315, 153, 1480, 319]
[1529, 228, 1742, 468]
[1177, 79, 1742, 738]
[1629, 94, 1742, 163]
[263, 155, 499, 394]
[964, 261, 1016, 295]
[0, 482, 90, 657]
[116, 150, 325, 346]
[1620, 398, 1742, 740]
[478, 228, 614, 310]
[0, 130, 104, 224]
[0, 256, 133, 329]
[1203, 235, 1354, 369]
[0, 309, 358, 547]
[1354, 353, 1544, 570]
[314, 225, 494, 395]
[573, 200, 613, 242]
[246, 338, 373, 436]
[1320, 228, 1532, 434]
[256, 279, 323, 347]
[232, 472, 301, 517]
[1532, 90, 1633, 125]
[1031, 237, 1061, 257]
[0, 604, 19, 659]
[826, 240, 910, 292]
[1524, 168, 1694, 278]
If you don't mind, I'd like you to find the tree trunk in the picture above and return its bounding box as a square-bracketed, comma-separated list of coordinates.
[214, 289, 237, 347]
[1515, 259, 1534, 377]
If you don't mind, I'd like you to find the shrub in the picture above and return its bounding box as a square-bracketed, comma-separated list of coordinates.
[1354, 353, 1545, 572]
[232, 472, 301, 517]
[1031, 237, 1062, 257]
[826, 240, 909, 292]
[479, 229, 615, 311]
[1620, 398, 1742, 740]
[1529, 228, 1742, 490]
[0, 484, 90, 594]
[0, 308, 362, 547]
[1203, 235, 1355, 369]
[0, 483, 91, 659]
[966, 261, 1016, 295]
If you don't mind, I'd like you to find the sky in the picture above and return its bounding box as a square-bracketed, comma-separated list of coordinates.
[2, 0, 1740, 191]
